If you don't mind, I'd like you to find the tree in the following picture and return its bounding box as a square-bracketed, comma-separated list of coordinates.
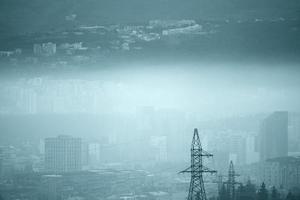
[257, 182, 268, 200]
[286, 191, 295, 200]
[244, 180, 257, 200]
[219, 183, 229, 200]
[271, 186, 280, 200]
[236, 184, 245, 200]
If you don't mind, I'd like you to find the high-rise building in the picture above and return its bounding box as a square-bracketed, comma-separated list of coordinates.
[259, 111, 288, 161]
[149, 136, 167, 162]
[88, 142, 101, 168]
[245, 136, 259, 164]
[288, 112, 300, 153]
[45, 135, 82, 173]
[0, 146, 17, 177]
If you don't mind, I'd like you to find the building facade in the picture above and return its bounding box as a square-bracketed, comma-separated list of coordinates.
[259, 157, 300, 190]
[259, 111, 288, 161]
[45, 135, 82, 173]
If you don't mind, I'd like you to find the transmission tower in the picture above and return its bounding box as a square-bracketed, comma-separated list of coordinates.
[224, 161, 240, 200]
[180, 128, 217, 200]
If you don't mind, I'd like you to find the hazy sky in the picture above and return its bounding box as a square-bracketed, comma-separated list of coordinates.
[91, 61, 300, 116]
[1, 60, 299, 118]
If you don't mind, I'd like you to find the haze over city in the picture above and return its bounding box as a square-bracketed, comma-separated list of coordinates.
[0, 0, 300, 200]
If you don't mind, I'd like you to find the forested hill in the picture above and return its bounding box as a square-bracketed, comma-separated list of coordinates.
[0, 0, 299, 35]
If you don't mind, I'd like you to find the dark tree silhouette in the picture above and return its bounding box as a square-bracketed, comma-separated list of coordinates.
[224, 180, 257, 200]
[244, 180, 257, 200]
[219, 183, 229, 200]
[257, 182, 268, 200]
[236, 184, 245, 200]
[271, 186, 280, 200]
[286, 191, 295, 200]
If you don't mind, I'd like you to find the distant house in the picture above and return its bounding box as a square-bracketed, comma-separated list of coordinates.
[65, 14, 77, 21]
[149, 19, 196, 29]
[33, 42, 56, 56]
[59, 42, 84, 50]
[162, 24, 203, 36]
[0, 49, 22, 57]
[58, 42, 87, 55]
[0, 51, 14, 57]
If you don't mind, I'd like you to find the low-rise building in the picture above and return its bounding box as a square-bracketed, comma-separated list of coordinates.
[33, 42, 56, 56]
[258, 157, 300, 189]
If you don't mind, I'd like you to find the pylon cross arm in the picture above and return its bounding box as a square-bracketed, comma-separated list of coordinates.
[179, 166, 192, 174]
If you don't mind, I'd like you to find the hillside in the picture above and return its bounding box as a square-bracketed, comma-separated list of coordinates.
[0, 0, 299, 35]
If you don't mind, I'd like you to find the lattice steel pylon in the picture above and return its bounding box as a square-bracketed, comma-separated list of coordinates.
[225, 161, 240, 200]
[180, 128, 217, 200]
